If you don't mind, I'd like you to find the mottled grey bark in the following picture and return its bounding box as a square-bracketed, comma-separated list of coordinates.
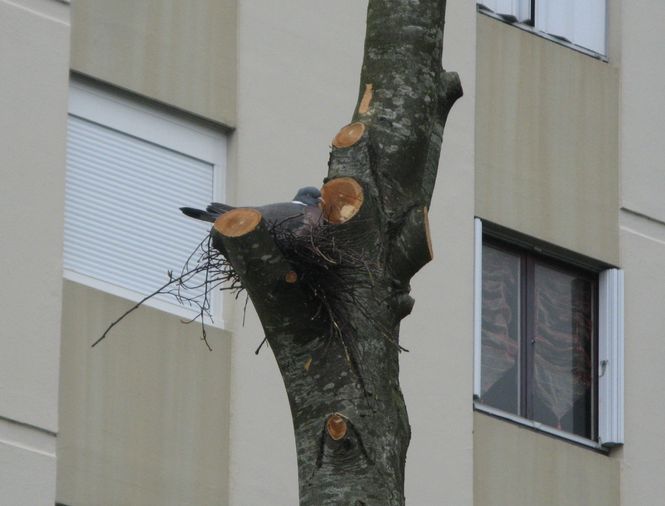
[215, 1, 461, 504]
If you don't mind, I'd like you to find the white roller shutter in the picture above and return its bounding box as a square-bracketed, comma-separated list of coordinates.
[535, 0, 607, 54]
[598, 269, 624, 446]
[478, 0, 531, 22]
[64, 81, 225, 319]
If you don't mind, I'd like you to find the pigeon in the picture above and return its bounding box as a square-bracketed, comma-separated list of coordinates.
[180, 186, 324, 234]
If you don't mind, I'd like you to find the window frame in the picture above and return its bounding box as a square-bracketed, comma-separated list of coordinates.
[474, 218, 624, 450]
[65, 77, 227, 325]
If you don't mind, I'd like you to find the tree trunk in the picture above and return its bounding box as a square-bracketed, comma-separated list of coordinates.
[215, 1, 461, 504]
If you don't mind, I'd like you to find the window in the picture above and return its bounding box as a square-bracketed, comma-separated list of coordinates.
[64, 79, 226, 321]
[477, 0, 607, 56]
[473, 220, 623, 448]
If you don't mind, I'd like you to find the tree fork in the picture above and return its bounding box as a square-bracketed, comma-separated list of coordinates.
[209, 0, 461, 503]
[321, 177, 364, 224]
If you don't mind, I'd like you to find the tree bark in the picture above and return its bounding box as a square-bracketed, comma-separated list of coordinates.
[216, 1, 461, 504]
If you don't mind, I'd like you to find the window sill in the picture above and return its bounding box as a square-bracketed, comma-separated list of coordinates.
[474, 401, 612, 453]
[477, 7, 608, 62]
[63, 269, 226, 330]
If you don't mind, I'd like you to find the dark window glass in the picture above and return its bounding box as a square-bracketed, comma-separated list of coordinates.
[480, 239, 597, 440]
[481, 245, 521, 416]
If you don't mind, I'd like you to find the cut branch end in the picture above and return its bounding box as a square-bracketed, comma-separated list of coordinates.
[326, 413, 348, 441]
[215, 208, 262, 237]
[390, 206, 433, 282]
[332, 122, 366, 148]
[321, 177, 364, 224]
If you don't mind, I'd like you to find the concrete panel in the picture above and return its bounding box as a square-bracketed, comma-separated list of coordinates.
[0, 0, 69, 433]
[228, 1, 476, 505]
[474, 413, 620, 506]
[476, 14, 619, 265]
[56, 281, 232, 506]
[620, 1, 665, 223]
[70, 0, 236, 126]
[619, 220, 665, 505]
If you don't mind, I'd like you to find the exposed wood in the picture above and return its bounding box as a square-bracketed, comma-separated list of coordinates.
[285, 270, 299, 284]
[326, 413, 349, 441]
[358, 83, 374, 114]
[332, 122, 366, 148]
[321, 177, 364, 224]
[214, 208, 262, 237]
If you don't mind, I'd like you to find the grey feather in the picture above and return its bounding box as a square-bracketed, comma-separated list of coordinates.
[181, 186, 323, 233]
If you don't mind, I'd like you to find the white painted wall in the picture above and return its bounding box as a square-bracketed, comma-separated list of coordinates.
[229, 1, 475, 504]
[401, 0, 476, 503]
[618, 2, 665, 504]
[620, 0, 665, 224]
[618, 221, 665, 505]
[0, 0, 70, 504]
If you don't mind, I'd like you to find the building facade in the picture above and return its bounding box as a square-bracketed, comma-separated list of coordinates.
[1, 0, 663, 504]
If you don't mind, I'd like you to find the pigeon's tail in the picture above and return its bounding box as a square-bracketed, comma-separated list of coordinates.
[206, 202, 234, 215]
[181, 201, 236, 223]
[180, 207, 218, 223]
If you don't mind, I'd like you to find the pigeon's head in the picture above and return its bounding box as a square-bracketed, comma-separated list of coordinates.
[292, 186, 322, 206]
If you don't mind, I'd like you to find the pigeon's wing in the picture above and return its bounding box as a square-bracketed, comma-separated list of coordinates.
[303, 204, 324, 227]
[257, 202, 324, 235]
[256, 202, 307, 228]
[183, 200, 322, 234]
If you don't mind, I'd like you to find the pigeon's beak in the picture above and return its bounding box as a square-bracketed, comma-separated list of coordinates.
[318, 196, 325, 208]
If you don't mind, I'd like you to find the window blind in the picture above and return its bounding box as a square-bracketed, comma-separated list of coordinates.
[535, 0, 606, 54]
[64, 115, 213, 309]
[479, 0, 530, 22]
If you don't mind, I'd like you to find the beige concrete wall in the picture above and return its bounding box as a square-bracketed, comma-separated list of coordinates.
[70, 0, 236, 126]
[227, 1, 476, 504]
[0, 0, 70, 503]
[474, 413, 620, 506]
[57, 281, 232, 506]
[475, 14, 619, 265]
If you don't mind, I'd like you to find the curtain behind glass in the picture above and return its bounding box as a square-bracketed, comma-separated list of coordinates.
[532, 264, 593, 438]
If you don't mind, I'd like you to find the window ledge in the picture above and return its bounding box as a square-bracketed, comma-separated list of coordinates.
[477, 7, 608, 62]
[474, 401, 613, 453]
[64, 269, 227, 330]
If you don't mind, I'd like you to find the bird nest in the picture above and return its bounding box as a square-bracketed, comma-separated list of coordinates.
[95, 218, 383, 352]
